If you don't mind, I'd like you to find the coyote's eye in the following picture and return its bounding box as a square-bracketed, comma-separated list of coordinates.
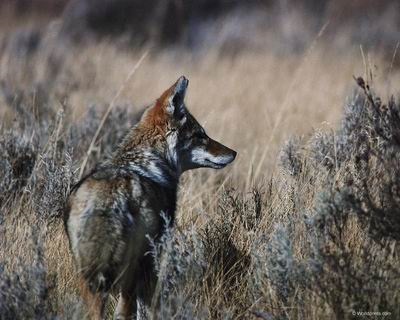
[178, 113, 186, 122]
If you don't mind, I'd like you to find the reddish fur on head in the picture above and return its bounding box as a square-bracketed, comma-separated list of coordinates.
[142, 77, 186, 130]
[143, 88, 171, 128]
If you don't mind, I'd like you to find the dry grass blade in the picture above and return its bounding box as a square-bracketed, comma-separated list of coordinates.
[253, 22, 329, 179]
[78, 49, 149, 179]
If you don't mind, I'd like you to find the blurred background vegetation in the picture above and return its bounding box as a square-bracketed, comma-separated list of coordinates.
[1, 0, 399, 51]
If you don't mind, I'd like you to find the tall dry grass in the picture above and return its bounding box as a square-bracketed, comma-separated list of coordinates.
[1, 10, 400, 319]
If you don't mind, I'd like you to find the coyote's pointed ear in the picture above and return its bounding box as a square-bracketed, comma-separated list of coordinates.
[149, 76, 189, 124]
[166, 76, 188, 116]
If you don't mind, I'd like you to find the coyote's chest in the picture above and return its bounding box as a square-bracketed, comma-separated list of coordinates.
[127, 172, 177, 238]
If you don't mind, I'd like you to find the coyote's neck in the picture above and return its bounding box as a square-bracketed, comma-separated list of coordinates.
[119, 149, 178, 187]
[113, 128, 179, 188]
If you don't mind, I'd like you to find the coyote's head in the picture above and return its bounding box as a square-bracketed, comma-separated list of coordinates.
[136, 76, 236, 174]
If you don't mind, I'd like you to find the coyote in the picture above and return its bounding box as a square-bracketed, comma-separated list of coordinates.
[65, 76, 236, 319]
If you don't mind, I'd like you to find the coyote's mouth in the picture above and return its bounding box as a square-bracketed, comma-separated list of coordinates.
[204, 158, 233, 169]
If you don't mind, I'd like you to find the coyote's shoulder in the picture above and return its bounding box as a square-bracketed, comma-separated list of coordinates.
[65, 76, 236, 320]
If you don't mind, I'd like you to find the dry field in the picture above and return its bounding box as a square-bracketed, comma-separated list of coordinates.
[1, 5, 400, 320]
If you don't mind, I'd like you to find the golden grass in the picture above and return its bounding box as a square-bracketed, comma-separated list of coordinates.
[1, 29, 400, 318]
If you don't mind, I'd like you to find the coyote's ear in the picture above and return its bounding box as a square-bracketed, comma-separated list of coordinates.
[166, 76, 188, 116]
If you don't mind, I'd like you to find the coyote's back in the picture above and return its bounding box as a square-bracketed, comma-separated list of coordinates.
[65, 76, 236, 319]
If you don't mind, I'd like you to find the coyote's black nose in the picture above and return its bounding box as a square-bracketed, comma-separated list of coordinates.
[232, 150, 237, 160]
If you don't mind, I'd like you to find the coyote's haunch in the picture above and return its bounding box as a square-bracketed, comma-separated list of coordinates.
[64, 76, 236, 319]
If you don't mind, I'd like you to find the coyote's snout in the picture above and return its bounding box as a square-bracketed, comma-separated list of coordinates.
[65, 76, 236, 319]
